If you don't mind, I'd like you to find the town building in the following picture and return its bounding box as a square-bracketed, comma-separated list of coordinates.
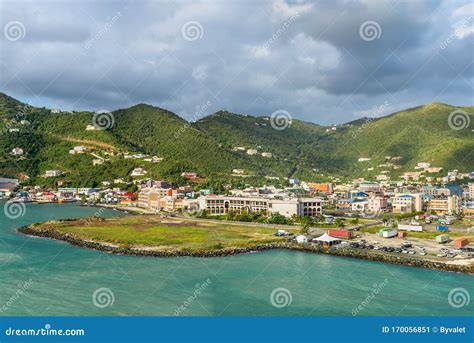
[44, 170, 62, 177]
[352, 200, 368, 212]
[358, 182, 381, 193]
[427, 195, 462, 215]
[137, 188, 173, 208]
[197, 195, 323, 218]
[69, 146, 88, 155]
[246, 149, 258, 155]
[131, 168, 147, 177]
[10, 147, 24, 156]
[368, 196, 388, 212]
[392, 193, 423, 213]
[307, 183, 333, 194]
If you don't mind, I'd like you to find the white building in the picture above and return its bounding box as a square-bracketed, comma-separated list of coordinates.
[198, 195, 323, 218]
[10, 147, 24, 156]
[85, 125, 97, 131]
[232, 146, 246, 151]
[69, 146, 88, 155]
[415, 162, 431, 169]
[261, 152, 273, 158]
[392, 193, 423, 213]
[232, 169, 245, 174]
[352, 200, 368, 212]
[246, 149, 258, 155]
[131, 168, 147, 177]
[44, 170, 62, 177]
[92, 159, 104, 166]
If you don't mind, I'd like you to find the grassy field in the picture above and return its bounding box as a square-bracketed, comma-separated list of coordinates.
[35, 216, 295, 252]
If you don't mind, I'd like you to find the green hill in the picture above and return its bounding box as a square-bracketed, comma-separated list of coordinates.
[0, 93, 472, 187]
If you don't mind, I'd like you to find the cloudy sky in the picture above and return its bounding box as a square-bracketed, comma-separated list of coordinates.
[0, 0, 473, 124]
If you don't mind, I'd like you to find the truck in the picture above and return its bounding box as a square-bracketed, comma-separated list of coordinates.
[398, 224, 423, 232]
[327, 229, 353, 239]
[436, 225, 448, 232]
[436, 234, 449, 244]
[378, 229, 397, 238]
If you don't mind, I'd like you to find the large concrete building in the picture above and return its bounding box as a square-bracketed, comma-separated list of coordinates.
[137, 188, 172, 208]
[197, 196, 323, 218]
[392, 193, 423, 213]
[427, 195, 462, 215]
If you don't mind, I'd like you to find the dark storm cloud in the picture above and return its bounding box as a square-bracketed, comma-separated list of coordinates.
[0, 0, 472, 124]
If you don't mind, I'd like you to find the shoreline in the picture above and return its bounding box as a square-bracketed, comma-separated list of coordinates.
[18, 223, 473, 274]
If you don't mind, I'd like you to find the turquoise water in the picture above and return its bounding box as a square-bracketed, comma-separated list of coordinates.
[0, 202, 472, 316]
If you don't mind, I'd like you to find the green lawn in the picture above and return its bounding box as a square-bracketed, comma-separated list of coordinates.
[37, 216, 293, 252]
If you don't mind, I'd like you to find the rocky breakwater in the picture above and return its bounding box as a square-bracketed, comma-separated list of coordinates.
[18, 224, 473, 274]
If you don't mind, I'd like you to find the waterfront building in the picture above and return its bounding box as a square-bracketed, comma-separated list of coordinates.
[197, 195, 323, 218]
[0, 177, 19, 192]
[137, 188, 172, 208]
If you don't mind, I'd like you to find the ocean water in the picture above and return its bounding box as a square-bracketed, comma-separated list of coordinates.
[0, 202, 472, 316]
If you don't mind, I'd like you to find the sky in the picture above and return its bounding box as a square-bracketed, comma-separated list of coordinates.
[0, 0, 473, 125]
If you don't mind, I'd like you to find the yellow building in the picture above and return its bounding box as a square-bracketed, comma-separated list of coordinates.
[392, 193, 423, 213]
[427, 196, 461, 215]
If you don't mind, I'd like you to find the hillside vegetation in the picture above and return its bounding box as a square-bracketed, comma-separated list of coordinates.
[0, 92, 472, 187]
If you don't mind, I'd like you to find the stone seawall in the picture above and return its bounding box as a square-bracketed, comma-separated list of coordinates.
[18, 224, 473, 274]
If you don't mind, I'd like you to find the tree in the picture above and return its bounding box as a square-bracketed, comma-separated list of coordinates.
[335, 218, 346, 228]
[300, 216, 312, 234]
